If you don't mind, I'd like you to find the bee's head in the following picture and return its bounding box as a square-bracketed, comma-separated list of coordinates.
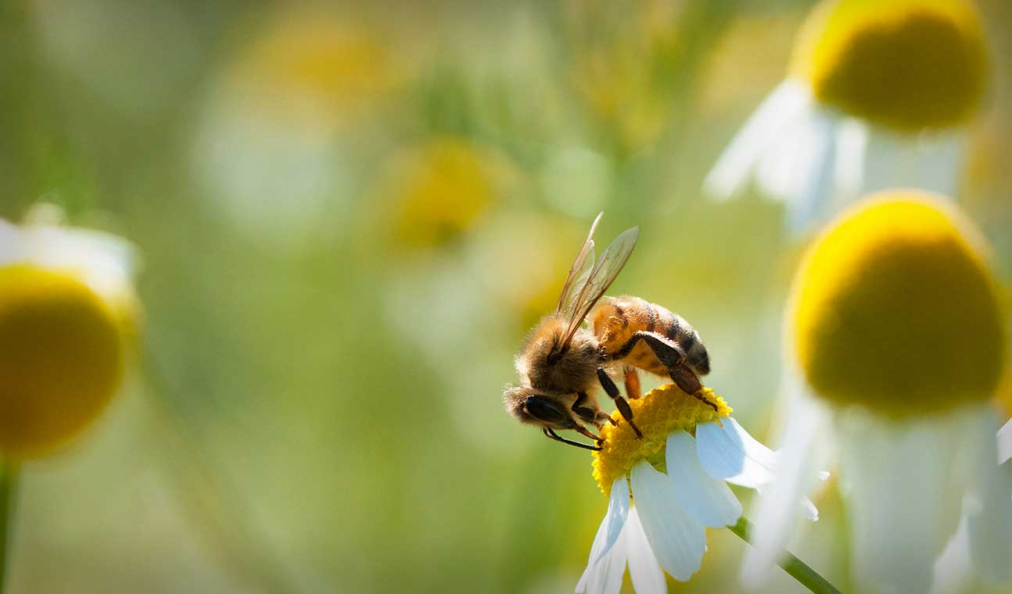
[503, 386, 577, 430]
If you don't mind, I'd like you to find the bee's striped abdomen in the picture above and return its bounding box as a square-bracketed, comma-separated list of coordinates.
[661, 310, 710, 375]
[592, 296, 710, 377]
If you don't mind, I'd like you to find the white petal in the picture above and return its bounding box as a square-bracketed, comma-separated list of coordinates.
[998, 418, 1012, 465]
[576, 510, 610, 592]
[589, 536, 627, 594]
[829, 118, 867, 209]
[834, 407, 985, 594]
[755, 106, 820, 203]
[625, 507, 667, 594]
[754, 486, 820, 521]
[860, 127, 903, 194]
[962, 409, 1012, 585]
[839, 426, 938, 594]
[931, 518, 973, 594]
[967, 460, 1012, 585]
[0, 219, 23, 266]
[20, 223, 138, 304]
[934, 410, 1012, 592]
[595, 477, 630, 563]
[704, 79, 813, 200]
[780, 110, 838, 233]
[630, 460, 706, 581]
[741, 387, 830, 588]
[696, 418, 777, 488]
[861, 127, 965, 197]
[798, 497, 819, 522]
[666, 430, 741, 527]
[576, 505, 628, 594]
[914, 134, 964, 196]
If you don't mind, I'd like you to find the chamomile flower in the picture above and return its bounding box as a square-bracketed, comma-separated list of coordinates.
[705, 0, 989, 232]
[577, 383, 818, 593]
[745, 193, 1010, 594]
[0, 208, 137, 458]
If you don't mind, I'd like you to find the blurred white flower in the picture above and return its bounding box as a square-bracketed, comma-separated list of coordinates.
[705, 0, 988, 233]
[0, 206, 138, 457]
[745, 194, 1011, 594]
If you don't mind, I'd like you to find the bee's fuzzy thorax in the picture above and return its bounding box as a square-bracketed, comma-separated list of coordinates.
[516, 314, 601, 396]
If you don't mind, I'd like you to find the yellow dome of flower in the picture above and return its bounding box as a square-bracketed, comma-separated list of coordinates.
[791, 0, 988, 131]
[593, 384, 731, 495]
[789, 193, 1007, 417]
[0, 265, 124, 457]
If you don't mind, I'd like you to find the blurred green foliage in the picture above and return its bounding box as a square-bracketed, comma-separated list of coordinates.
[1, 0, 1011, 592]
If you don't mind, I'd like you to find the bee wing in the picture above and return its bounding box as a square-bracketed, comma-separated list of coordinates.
[555, 212, 603, 318]
[560, 225, 639, 348]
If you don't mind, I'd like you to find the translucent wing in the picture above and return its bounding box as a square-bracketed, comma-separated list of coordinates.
[560, 225, 639, 348]
[556, 212, 603, 318]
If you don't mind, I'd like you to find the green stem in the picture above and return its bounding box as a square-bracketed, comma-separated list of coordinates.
[728, 517, 843, 594]
[0, 460, 19, 594]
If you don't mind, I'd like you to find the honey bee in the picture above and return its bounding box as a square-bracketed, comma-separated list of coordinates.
[504, 213, 714, 451]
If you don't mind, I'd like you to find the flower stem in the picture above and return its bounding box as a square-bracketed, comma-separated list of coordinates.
[0, 460, 19, 594]
[728, 517, 842, 594]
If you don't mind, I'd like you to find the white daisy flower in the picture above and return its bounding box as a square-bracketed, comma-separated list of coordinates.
[576, 383, 821, 594]
[745, 192, 1011, 594]
[705, 0, 989, 233]
[0, 205, 137, 457]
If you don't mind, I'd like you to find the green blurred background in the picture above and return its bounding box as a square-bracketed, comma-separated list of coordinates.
[1, 0, 1011, 592]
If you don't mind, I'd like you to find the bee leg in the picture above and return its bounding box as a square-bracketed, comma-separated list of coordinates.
[543, 428, 601, 451]
[627, 332, 719, 412]
[624, 367, 641, 399]
[572, 391, 600, 425]
[571, 422, 604, 443]
[597, 368, 643, 438]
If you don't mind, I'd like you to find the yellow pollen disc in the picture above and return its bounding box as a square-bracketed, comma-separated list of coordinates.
[790, 192, 1008, 418]
[791, 0, 988, 131]
[0, 264, 124, 458]
[593, 384, 732, 496]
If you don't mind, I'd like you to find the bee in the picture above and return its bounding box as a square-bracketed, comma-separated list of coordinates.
[504, 213, 714, 451]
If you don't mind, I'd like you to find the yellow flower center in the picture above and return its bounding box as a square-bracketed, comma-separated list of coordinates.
[231, 9, 400, 132]
[791, 0, 988, 131]
[593, 384, 732, 495]
[388, 139, 503, 249]
[790, 193, 1008, 417]
[0, 264, 124, 457]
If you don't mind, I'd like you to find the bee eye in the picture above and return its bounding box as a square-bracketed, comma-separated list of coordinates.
[524, 395, 567, 425]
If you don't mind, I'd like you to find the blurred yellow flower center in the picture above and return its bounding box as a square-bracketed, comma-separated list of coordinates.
[791, 0, 988, 131]
[389, 139, 502, 248]
[790, 193, 1008, 417]
[0, 264, 124, 457]
[231, 10, 399, 132]
[593, 384, 731, 495]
